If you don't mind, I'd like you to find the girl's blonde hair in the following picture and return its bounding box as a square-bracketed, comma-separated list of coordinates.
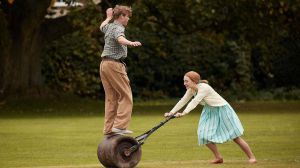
[185, 71, 208, 84]
[113, 5, 132, 20]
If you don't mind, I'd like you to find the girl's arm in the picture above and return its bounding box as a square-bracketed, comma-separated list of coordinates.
[168, 89, 193, 114]
[181, 85, 209, 115]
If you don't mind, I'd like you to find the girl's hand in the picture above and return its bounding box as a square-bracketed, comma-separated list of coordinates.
[164, 112, 173, 117]
[175, 113, 185, 118]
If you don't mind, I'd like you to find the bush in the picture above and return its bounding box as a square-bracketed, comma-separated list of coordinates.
[42, 5, 103, 98]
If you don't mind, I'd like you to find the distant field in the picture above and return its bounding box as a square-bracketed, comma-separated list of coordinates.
[0, 99, 299, 168]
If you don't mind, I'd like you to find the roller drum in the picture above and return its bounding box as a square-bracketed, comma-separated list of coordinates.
[97, 134, 142, 168]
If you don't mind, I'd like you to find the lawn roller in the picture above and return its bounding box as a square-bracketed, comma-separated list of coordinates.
[97, 113, 177, 168]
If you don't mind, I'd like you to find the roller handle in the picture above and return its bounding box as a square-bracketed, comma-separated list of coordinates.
[128, 113, 177, 154]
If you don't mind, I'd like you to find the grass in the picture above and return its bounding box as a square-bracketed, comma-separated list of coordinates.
[0, 97, 299, 168]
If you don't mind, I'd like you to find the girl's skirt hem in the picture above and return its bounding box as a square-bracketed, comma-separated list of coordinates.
[197, 104, 244, 145]
[198, 134, 243, 146]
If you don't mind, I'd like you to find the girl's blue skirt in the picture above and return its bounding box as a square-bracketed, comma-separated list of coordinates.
[197, 104, 244, 145]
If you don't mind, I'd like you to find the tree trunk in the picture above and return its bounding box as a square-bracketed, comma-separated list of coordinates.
[0, 0, 51, 99]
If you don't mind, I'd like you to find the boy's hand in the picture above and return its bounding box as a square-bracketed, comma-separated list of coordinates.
[129, 41, 142, 47]
[106, 8, 113, 19]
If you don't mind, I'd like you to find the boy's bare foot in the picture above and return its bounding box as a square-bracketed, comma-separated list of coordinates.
[248, 158, 257, 164]
[210, 158, 223, 164]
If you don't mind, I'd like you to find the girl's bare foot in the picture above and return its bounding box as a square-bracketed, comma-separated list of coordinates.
[248, 158, 257, 164]
[210, 158, 223, 164]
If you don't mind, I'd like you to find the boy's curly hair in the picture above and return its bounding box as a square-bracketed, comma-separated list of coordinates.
[113, 5, 132, 20]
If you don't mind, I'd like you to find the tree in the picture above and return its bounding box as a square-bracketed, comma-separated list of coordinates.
[0, 0, 137, 100]
[0, 0, 52, 99]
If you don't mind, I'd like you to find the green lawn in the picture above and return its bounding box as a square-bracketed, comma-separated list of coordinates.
[0, 98, 299, 168]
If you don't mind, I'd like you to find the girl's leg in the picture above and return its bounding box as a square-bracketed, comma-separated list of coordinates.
[206, 143, 223, 164]
[233, 137, 257, 163]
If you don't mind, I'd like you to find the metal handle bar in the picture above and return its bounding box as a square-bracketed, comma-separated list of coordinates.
[127, 113, 177, 154]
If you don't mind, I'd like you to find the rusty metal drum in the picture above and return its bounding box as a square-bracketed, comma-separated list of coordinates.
[97, 134, 142, 168]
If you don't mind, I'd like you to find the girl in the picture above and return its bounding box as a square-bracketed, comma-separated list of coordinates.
[164, 71, 257, 164]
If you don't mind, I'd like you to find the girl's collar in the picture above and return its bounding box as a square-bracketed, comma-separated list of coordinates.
[192, 83, 203, 92]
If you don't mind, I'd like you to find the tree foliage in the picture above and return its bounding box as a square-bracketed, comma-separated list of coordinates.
[42, 0, 300, 100]
[43, 4, 103, 98]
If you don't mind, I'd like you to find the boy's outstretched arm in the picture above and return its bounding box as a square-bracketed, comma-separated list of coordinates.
[117, 36, 142, 46]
